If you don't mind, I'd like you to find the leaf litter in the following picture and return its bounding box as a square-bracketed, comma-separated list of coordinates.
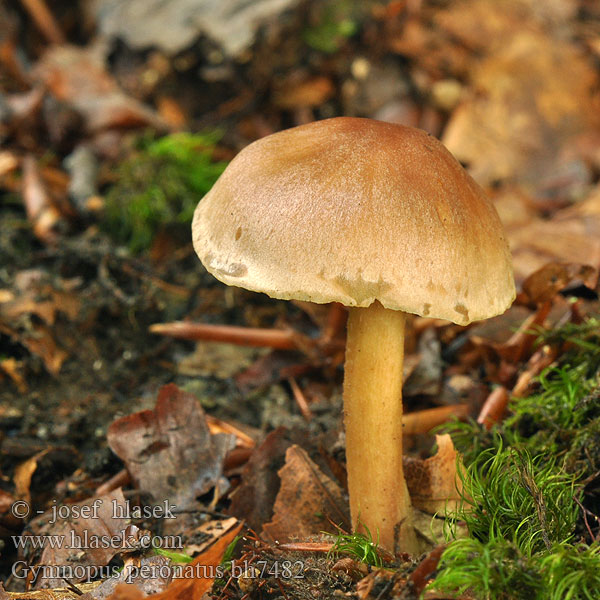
[2, 0, 600, 598]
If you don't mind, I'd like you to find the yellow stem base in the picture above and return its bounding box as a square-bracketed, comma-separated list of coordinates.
[343, 302, 417, 555]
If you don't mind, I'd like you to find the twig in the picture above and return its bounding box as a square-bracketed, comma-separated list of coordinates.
[477, 386, 509, 430]
[149, 321, 307, 350]
[573, 495, 600, 542]
[402, 404, 470, 435]
[62, 579, 84, 596]
[512, 344, 557, 398]
[96, 468, 130, 496]
[19, 0, 65, 44]
[287, 377, 313, 421]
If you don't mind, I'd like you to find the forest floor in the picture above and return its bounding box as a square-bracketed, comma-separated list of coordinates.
[1, 1, 600, 599]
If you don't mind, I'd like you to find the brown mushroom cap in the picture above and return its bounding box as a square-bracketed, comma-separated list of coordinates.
[192, 117, 515, 324]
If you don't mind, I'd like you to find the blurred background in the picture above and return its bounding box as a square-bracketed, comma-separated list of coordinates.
[1, 0, 600, 498]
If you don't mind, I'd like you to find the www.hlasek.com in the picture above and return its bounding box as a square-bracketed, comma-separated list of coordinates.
[12, 560, 306, 585]
[12, 530, 183, 551]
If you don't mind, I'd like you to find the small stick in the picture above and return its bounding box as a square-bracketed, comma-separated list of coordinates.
[19, 0, 65, 44]
[402, 404, 470, 435]
[96, 468, 130, 496]
[573, 495, 600, 542]
[409, 544, 445, 594]
[477, 386, 509, 430]
[149, 321, 303, 350]
[62, 579, 84, 596]
[287, 377, 313, 421]
[206, 415, 256, 448]
[501, 302, 552, 363]
[512, 344, 557, 398]
[275, 541, 333, 552]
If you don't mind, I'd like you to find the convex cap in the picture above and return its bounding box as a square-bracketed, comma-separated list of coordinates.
[192, 117, 515, 324]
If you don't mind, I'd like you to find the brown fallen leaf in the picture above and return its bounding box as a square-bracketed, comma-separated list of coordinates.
[146, 521, 243, 600]
[443, 30, 599, 189]
[107, 384, 235, 511]
[33, 44, 167, 133]
[80, 555, 172, 599]
[507, 190, 600, 284]
[272, 76, 335, 110]
[24, 490, 129, 589]
[0, 320, 68, 376]
[229, 428, 298, 532]
[521, 262, 597, 305]
[404, 434, 464, 514]
[22, 155, 62, 245]
[261, 445, 350, 543]
[14, 447, 79, 506]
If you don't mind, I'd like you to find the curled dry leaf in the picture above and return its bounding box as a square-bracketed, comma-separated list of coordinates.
[229, 427, 299, 532]
[261, 445, 350, 543]
[14, 447, 79, 506]
[404, 434, 464, 515]
[521, 262, 597, 305]
[145, 521, 243, 600]
[107, 384, 235, 511]
[22, 155, 62, 245]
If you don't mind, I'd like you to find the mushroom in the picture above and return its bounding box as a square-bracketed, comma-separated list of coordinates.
[191, 117, 515, 555]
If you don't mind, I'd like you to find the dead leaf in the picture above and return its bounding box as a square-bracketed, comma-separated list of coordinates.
[261, 445, 350, 542]
[22, 155, 62, 245]
[521, 262, 597, 305]
[80, 555, 172, 599]
[273, 76, 335, 110]
[146, 521, 242, 600]
[507, 189, 600, 283]
[26, 490, 130, 589]
[443, 30, 599, 188]
[0, 321, 68, 376]
[107, 384, 235, 511]
[14, 447, 79, 505]
[229, 428, 297, 532]
[403, 328, 442, 397]
[404, 434, 464, 514]
[0, 358, 27, 392]
[33, 44, 167, 133]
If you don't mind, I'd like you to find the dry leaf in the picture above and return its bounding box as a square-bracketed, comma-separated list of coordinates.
[80, 556, 172, 599]
[26, 490, 129, 589]
[146, 521, 242, 600]
[521, 262, 597, 305]
[273, 76, 335, 110]
[404, 434, 464, 514]
[508, 188, 600, 283]
[34, 44, 167, 133]
[261, 445, 350, 542]
[229, 428, 297, 532]
[14, 447, 79, 505]
[107, 384, 235, 511]
[443, 30, 599, 187]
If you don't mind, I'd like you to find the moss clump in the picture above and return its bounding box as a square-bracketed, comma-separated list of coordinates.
[432, 315, 600, 599]
[103, 132, 227, 253]
[328, 525, 383, 567]
[302, 1, 359, 54]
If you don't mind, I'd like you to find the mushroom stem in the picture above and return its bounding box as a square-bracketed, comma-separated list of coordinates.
[343, 301, 418, 555]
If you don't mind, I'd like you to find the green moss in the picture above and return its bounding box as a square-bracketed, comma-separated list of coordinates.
[302, 1, 359, 53]
[102, 132, 227, 253]
[431, 315, 600, 599]
[327, 524, 383, 567]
